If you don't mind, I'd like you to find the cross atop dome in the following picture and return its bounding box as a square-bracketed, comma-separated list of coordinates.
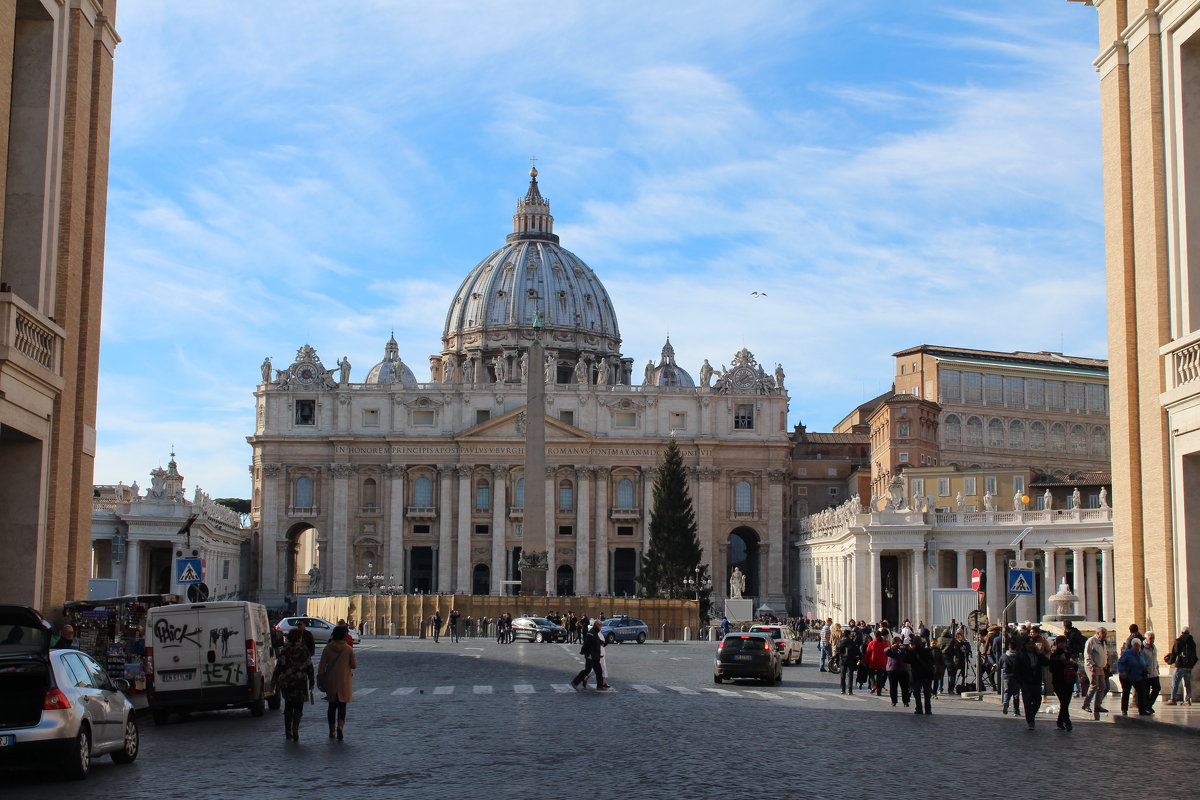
[511, 164, 557, 243]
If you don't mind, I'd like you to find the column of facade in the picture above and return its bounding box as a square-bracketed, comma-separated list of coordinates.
[766, 469, 786, 603]
[446, 465, 463, 593]
[258, 464, 282, 601]
[1071, 548, 1087, 618]
[1084, 548, 1099, 620]
[641, 465, 655, 552]
[544, 466, 557, 591]
[956, 549, 968, 589]
[912, 547, 926, 626]
[1100, 547, 1115, 622]
[329, 463, 353, 593]
[867, 546, 879, 622]
[275, 541, 290, 596]
[386, 465, 406, 590]
[575, 466, 592, 594]
[124, 539, 141, 595]
[984, 548, 1001, 623]
[1043, 548, 1057, 602]
[593, 467, 610, 594]
[491, 465, 509, 594]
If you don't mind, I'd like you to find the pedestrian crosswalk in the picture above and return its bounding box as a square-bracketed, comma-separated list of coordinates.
[347, 683, 880, 703]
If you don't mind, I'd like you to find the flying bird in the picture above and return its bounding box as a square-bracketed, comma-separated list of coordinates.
[750, 291, 767, 297]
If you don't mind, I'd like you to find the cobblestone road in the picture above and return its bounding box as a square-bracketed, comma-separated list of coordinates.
[6, 638, 1187, 798]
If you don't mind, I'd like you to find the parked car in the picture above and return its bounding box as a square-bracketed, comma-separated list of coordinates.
[275, 616, 360, 645]
[748, 624, 804, 665]
[599, 617, 649, 644]
[510, 617, 567, 643]
[0, 605, 139, 780]
[714, 632, 782, 685]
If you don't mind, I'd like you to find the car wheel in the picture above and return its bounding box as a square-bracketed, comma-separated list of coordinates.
[152, 709, 170, 726]
[267, 690, 282, 710]
[636, 632, 646, 644]
[111, 718, 139, 764]
[535, 632, 544, 643]
[605, 633, 616, 644]
[714, 674, 723, 684]
[64, 725, 91, 780]
[249, 698, 265, 717]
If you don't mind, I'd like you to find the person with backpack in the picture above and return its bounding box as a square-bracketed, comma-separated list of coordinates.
[1164, 626, 1197, 705]
[837, 629, 863, 695]
[1048, 635, 1079, 731]
[272, 628, 315, 741]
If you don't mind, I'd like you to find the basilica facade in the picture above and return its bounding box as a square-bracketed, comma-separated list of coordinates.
[248, 171, 792, 610]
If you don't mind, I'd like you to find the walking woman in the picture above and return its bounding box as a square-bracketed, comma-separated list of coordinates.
[317, 625, 357, 740]
[272, 629, 314, 741]
[1048, 635, 1078, 731]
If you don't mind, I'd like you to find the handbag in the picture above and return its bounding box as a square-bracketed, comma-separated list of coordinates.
[317, 649, 344, 693]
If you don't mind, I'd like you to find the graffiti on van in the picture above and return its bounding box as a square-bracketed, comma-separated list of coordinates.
[153, 618, 203, 648]
[209, 626, 240, 657]
[202, 661, 245, 686]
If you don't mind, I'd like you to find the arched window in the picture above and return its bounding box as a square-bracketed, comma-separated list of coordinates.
[987, 418, 1004, 447]
[735, 480, 753, 513]
[1008, 420, 1025, 449]
[1029, 422, 1046, 450]
[294, 476, 313, 508]
[475, 479, 491, 510]
[362, 478, 377, 509]
[1049, 423, 1066, 451]
[943, 414, 961, 445]
[413, 476, 433, 507]
[616, 478, 635, 509]
[514, 477, 525, 509]
[1070, 425, 1086, 453]
[1090, 426, 1107, 456]
[965, 417, 983, 447]
[558, 480, 574, 510]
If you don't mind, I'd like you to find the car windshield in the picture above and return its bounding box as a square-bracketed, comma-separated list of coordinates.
[530, 618, 551, 626]
[723, 635, 768, 651]
[0, 623, 47, 654]
[750, 627, 782, 639]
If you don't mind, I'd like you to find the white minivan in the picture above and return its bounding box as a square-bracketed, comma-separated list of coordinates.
[145, 601, 279, 725]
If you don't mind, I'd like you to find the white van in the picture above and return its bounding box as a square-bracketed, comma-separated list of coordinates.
[145, 601, 279, 725]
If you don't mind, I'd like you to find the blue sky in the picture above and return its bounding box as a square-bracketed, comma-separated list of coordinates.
[97, 2, 1105, 499]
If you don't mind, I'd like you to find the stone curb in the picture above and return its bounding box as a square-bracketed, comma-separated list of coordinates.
[1112, 713, 1200, 738]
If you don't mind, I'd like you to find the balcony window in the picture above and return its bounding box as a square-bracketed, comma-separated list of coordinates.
[616, 478, 635, 509]
[735, 480, 753, 513]
[413, 476, 433, 507]
[558, 481, 574, 510]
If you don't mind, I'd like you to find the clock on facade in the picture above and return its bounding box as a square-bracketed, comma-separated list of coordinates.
[732, 367, 755, 390]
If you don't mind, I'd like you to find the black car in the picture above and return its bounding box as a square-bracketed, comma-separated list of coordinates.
[714, 632, 782, 685]
[510, 617, 568, 643]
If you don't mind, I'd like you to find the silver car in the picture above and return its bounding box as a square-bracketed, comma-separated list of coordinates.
[275, 616, 360, 644]
[0, 605, 139, 780]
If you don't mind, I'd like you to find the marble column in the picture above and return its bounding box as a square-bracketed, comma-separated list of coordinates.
[1084, 549, 1099, 620]
[984, 548, 1001, 623]
[1100, 547, 1115, 622]
[258, 464, 282, 603]
[329, 463, 353, 594]
[387, 465, 406, 591]
[696, 468, 716, 577]
[448, 465, 466, 593]
[544, 466, 557, 592]
[275, 541, 290, 596]
[912, 547, 926, 626]
[868, 546, 879, 622]
[957, 549, 968, 589]
[1043, 548, 1057, 603]
[124, 539, 141, 595]
[1072, 548, 1087, 619]
[642, 465, 655, 552]
[593, 467, 610, 594]
[576, 467, 592, 594]
[491, 466, 509, 595]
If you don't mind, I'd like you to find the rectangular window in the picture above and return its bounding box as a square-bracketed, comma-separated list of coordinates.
[938, 478, 950, 497]
[1086, 384, 1107, 414]
[558, 525, 573, 537]
[474, 524, 489, 536]
[616, 526, 634, 536]
[475, 486, 490, 510]
[898, 422, 910, 437]
[983, 374, 1003, 405]
[614, 411, 637, 428]
[912, 479, 925, 499]
[985, 476, 997, 495]
[558, 410, 575, 426]
[1026, 378, 1045, 408]
[1004, 377, 1024, 408]
[796, 468, 807, 476]
[939, 369, 962, 403]
[1014, 476, 1025, 494]
[412, 409, 435, 426]
[964, 477, 977, 496]
[362, 408, 379, 427]
[1066, 382, 1086, 412]
[558, 485, 574, 510]
[1046, 380, 1066, 410]
[963, 372, 983, 403]
[797, 487, 808, 496]
[222, 560, 230, 580]
[669, 411, 686, 430]
[734, 404, 754, 430]
[898, 452, 909, 463]
[413, 524, 431, 534]
[1088, 492, 1100, 509]
[475, 409, 491, 425]
[295, 399, 315, 425]
[827, 487, 839, 496]
[826, 467, 837, 477]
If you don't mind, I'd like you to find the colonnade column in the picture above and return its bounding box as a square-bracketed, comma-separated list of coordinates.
[329, 463, 353, 593]
[1072, 548, 1087, 617]
[448, 465, 465, 593]
[258, 464, 282, 601]
[594, 467, 610, 594]
[956, 549, 969, 589]
[1100, 547, 1115, 622]
[767, 469, 786, 602]
[1043, 548, 1057, 601]
[544, 466, 557, 591]
[984, 548, 1001, 623]
[491, 465, 509, 595]
[867, 546, 879, 622]
[124, 539, 141, 595]
[1084, 549, 1099, 620]
[387, 465, 406, 591]
[575, 466, 592, 594]
[912, 547, 926, 626]
[696, 468, 716, 590]
[641, 465, 655, 552]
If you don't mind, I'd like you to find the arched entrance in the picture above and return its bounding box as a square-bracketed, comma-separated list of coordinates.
[286, 523, 319, 595]
[727, 527, 761, 600]
[472, 564, 490, 595]
[556, 565, 574, 596]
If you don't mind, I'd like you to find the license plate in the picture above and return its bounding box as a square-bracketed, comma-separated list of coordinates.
[159, 670, 194, 682]
[0, 735, 13, 747]
[734, 654, 755, 661]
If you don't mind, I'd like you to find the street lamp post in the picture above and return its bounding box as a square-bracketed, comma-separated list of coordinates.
[355, 561, 385, 595]
[682, 566, 710, 639]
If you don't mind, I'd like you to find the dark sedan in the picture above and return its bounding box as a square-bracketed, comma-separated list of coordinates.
[510, 617, 567, 643]
[714, 632, 782, 685]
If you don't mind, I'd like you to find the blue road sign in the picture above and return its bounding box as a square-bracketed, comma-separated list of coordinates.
[176, 558, 203, 584]
[1007, 568, 1034, 595]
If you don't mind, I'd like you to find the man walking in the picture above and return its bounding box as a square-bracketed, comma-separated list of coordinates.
[431, 610, 442, 643]
[448, 609, 460, 643]
[1165, 626, 1197, 705]
[1014, 638, 1049, 730]
[819, 618, 833, 672]
[1083, 626, 1111, 718]
[836, 628, 862, 695]
[571, 620, 608, 690]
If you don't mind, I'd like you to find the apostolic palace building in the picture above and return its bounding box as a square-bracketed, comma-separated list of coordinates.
[248, 171, 792, 610]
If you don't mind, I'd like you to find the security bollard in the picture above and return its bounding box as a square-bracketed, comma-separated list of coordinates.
[418, 618, 427, 639]
[683, 626, 691, 641]
[661, 623, 669, 643]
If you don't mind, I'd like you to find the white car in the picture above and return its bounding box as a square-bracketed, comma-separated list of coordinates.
[275, 616, 360, 645]
[748, 625, 804, 665]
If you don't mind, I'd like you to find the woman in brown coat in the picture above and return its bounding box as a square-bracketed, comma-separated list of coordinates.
[317, 625, 357, 740]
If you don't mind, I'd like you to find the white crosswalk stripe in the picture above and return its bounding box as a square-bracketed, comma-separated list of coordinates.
[356, 688, 378, 696]
[357, 682, 863, 699]
[703, 687, 738, 697]
[630, 685, 659, 693]
[473, 685, 492, 694]
[513, 684, 535, 694]
[666, 686, 700, 695]
[551, 684, 574, 693]
[433, 686, 454, 695]
[391, 687, 416, 695]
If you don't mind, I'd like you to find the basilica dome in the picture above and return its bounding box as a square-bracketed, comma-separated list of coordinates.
[440, 170, 624, 375]
[644, 337, 695, 387]
[364, 335, 417, 385]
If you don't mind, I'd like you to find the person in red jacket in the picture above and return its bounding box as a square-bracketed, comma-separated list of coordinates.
[865, 632, 890, 695]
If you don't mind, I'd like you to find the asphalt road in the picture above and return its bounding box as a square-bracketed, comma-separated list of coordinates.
[5, 636, 1186, 798]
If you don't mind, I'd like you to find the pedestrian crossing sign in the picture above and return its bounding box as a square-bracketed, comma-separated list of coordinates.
[1007, 568, 1034, 595]
[176, 558, 202, 584]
